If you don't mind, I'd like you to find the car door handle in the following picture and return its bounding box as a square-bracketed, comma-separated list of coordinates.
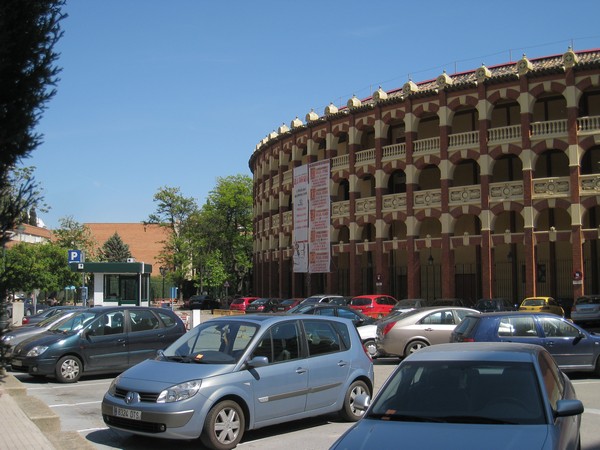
[424, 328, 434, 332]
[338, 360, 348, 367]
[296, 367, 307, 374]
[116, 338, 126, 344]
[545, 341, 554, 347]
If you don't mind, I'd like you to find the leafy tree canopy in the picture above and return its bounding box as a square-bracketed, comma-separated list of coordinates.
[52, 216, 98, 260]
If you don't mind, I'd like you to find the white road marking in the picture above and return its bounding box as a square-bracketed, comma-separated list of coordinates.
[50, 400, 102, 408]
[585, 408, 600, 415]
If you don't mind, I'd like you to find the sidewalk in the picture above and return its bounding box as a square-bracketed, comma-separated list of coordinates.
[0, 371, 95, 450]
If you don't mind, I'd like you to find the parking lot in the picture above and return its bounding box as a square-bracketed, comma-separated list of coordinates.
[11, 356, 600, 450]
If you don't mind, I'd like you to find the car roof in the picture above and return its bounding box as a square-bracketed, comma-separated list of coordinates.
[464, 311, 564, 319]
[404, 342, 544, 363]
[210, 312, 354, 325]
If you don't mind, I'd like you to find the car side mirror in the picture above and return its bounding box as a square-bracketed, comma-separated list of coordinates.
[246, 356, 269, 368]
[554, 399, 584, 418]
[353, 393, 371, 412]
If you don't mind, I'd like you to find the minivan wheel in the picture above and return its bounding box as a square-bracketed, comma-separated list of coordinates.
[55, 355, 82, 383]
[201, 400, 245, 450]
[339, 380, 370, 421]
[404, 340, 428, 357]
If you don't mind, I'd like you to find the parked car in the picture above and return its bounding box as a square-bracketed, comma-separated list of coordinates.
[274, 298, 303, 312]
[188, 295, 220, 310]
[474, 298, 515, 313]
[10, 306, 186, 383]
[6, 298, 36, 318]
[245, 297, 280, 313]
[357, 309, 411, 359]
[450, 311, 600, 375]
[519, 296, 564, 316]
[21, 305, 84, 326]
[300, 294, 347, 305]
[391, 298, 427, 314]
[286, 304, 376, 353]
[330, 342, 583, 450]
[349, 295, 398, 318]
[229, 296, 260, 312]
[2, 310, 77, 355]
[570, 294, 600, 325]
[102, 314, 374, 450]
[376, 306, 479, 358]
[429, 298, 466, 307]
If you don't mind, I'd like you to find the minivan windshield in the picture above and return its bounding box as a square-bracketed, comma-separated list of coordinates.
[163, 320, 259, 364]
[51, 311, 97, 332]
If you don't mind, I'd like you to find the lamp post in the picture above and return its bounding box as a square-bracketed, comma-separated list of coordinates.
[159, 267, 167, 300]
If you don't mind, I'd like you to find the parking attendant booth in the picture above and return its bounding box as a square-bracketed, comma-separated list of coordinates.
[70, 261, 152, 307]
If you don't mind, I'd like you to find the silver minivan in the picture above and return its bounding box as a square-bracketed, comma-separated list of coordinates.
[102, 314, 374, 450]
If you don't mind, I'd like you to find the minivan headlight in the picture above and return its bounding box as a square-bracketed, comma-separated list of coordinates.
[26, 346, 48, 357]
[157, 380, 202, 403]
[107, 375, 121, 396]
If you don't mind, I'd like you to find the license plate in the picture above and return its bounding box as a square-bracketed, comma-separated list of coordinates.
[12, 359, 22, 367]
[113, 406, 141, 420]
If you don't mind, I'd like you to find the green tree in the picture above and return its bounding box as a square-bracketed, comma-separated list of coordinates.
[0, 0, 66, 172]
[1, 242, 79, 299]
[52, 216, 98, 260]
[199, 175, 253, 295]
[146, 187, 198, 301]
[99, 232, 132, 262]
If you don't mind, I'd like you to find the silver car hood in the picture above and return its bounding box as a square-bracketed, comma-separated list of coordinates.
[332, 420, 553, 450]
[117, 359, 237, 389]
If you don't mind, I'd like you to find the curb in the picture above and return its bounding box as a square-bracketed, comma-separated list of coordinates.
[1, 372, 96, 450]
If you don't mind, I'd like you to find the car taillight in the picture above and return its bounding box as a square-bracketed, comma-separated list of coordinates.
[382, 321, 397, 335]
[362, 343, 373, 360]
[22, 317, 29, 325]
[462, 337, 475, 342]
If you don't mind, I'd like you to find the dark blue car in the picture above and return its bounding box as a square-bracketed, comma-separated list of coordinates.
[450, 311, 600, 375]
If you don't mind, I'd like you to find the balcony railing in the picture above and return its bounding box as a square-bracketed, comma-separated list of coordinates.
[532, 176, 570, 198]
[413, 136, 440, 155]
[382, 142, 406, 161]
[382, 193, 407, 212]
[331, 154, 349, 169]
[413, 188, 442, 209]
[488, 124, 521, 144]
[355, 196, 376, 215]
[331, 200, 350, 218]
[580, 174, 600, 195]
[578, 115, 600, 135]
[282, 211, 293, 227]
[448, 130, 479, 150]
[530, 119, 568, 139]
[489, 181, 524, 202]
[356, 148, 375, 165]
[448, 185, 482, 206]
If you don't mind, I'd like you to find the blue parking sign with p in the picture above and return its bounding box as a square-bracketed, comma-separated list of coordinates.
[68, 250, 83, 263]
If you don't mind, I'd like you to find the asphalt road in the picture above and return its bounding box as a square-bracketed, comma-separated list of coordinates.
[12, 358, 600, 450]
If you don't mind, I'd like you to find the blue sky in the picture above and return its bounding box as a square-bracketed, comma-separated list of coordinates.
[26, 0, 600, 229]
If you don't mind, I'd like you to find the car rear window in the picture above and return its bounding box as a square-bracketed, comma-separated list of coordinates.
[576, 296, 600, 305]
[522, 299, 544, 306]
[453, 316, 479, 336]
[351, 298, 371, 306]
[231, 299, 244, 305]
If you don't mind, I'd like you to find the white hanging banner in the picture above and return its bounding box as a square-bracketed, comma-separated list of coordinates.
[308, 160, 330, 273]
[292, 165, 309, 273]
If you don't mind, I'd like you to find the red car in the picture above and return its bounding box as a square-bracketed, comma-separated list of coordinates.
[229, 297, 260, 312]
[349, 294, 398, 318]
